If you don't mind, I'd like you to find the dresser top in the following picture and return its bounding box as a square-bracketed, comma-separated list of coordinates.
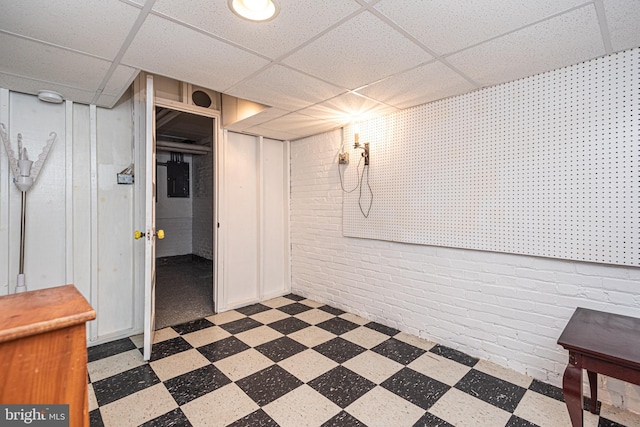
[0, 285, 95, 343]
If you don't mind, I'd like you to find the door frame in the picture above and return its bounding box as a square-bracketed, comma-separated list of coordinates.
[134, 74, 222, 360]
[154, 98, 222, 315]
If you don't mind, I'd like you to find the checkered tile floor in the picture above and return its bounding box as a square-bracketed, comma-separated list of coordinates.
[87, 294, 640, 427]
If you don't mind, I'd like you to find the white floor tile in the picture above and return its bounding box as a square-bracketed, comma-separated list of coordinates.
[278, 349, 339, 382]
[181, 383, 259, 427]
[429, 388, 512, 427]
[88, 349, 146, 382]
[100, 384, 177, 426]
[346, 387, 424, 427]
[150, 348, 210, 381]
[341, 327, 390, 349]
[263, 384, 341, 427]
[343, 351, 403, 384]
[407, 352, 471, 387]
[512, 389, 572, 427]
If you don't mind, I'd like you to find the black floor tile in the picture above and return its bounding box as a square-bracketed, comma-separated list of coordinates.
[140, 408, 192, 427]
[164, 364, 231, 405]
[322, 411, 367, 427]
[598, 418, 628, 427]
[429, 344, 479, 367]
[284, 294, 305, 301]
[236, 365, 303, 406]
[529, 379, 564, 402]
[147, 337, 193, 362]
[319, 305, 345, 316]
[278, 302, 313, 315]
[308, 366, 376, 408]
[381, 367, 450, 410]
[89, 409, 104, 427]
[236, 303, 271, 316]
[197, 336, 250, 363]
[505, 415, 539, 427]
[227, 409, 279, 427]
[171, 318, 215, 335]
[218, 317, 263, 334]
[313, 337, 366, 364]
[584, 396, 602, 414]
[267, 317, 311, 335]
[455, 369, 526, 412]
[371, 338, 426, 365]
[365, 322, 400, 336]
[92, 365, 160, 406]
[413, 412, 454, 427]
[316, 317, 359, 335]
[88, 338, 137, 362]
[255, 336, 307, 362]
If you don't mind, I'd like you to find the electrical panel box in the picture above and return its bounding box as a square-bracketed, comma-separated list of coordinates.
[167, 161, 189, 198]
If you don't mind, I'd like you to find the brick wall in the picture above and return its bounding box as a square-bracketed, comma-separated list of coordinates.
[192, 152, 214, 260]
[290, 128, 640, 411]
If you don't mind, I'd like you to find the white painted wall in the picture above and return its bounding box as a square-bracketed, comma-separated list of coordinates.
[218, 132, 290, 310]
[0, 88, 137, 342]
[0, 85, 291, 343]
[222, 132, 259, 307]
[156, 151, 193, 258]
[289, 67, 640, 413]
[262, 138, 290, 299]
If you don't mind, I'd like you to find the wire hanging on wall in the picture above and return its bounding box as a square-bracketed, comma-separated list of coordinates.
[338, 127, 373, 218]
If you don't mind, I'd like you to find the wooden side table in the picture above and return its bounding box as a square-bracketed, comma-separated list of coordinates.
[0, 285, 96, 427]
[558, 307, 640, 427]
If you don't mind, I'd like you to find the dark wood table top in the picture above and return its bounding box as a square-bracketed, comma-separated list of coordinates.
[558, 307, 640, 369]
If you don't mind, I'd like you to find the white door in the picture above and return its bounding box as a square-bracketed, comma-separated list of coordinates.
[142, 75, 157, 361]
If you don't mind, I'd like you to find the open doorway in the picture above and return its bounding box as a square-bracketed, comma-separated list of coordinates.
[153, 105, 216, 329]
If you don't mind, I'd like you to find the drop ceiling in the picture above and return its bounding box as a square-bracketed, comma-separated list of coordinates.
[0, 0, 638, 140]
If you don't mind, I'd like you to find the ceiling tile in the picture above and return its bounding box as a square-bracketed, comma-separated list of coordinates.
[227, 65, 346, 111]
[242, 125, 301, 141]
[225, 107, 290, 132]
[283, 10, 432, 90]
[603, 0, 640, 52]
[0, 33, 111, 91]
[375, 0, 589, 55]
[152, 0, 361, 59]
[121, 14, 270, 92]
[95, 93, 122, 108]
[298, 92, 397, 124]
[103, 65, 139, 97]
[446, 6, 605, 87]
[258, 112, 344, 137]
[0, 72, 97, 105]
[357, 61, 477, 109]
[0, 0, 141, 59]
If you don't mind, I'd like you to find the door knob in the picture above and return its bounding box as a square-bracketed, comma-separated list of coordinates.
[134, 229, 164, 240]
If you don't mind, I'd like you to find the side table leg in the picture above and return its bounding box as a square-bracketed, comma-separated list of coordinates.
[587, 370, 598, 414]
[563, 356, 583, 427]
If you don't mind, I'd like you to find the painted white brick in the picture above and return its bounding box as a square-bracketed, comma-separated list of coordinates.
[290, 109, 640, 413]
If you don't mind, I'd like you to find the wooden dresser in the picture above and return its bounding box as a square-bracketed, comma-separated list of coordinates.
[0, 285, 96, 427]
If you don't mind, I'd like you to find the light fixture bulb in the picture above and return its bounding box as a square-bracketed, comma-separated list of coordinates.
[229, 0, 279, 22]
[243, 0, 269, 11]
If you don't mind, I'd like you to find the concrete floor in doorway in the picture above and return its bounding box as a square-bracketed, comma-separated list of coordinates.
[155, 255, 214, 329]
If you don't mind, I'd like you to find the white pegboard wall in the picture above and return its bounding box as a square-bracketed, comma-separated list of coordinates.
[343, 48, 638, 266]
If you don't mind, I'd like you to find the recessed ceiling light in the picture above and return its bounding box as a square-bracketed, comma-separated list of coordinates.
[229, 0, 279, 22]
[37, 90, 64, 104]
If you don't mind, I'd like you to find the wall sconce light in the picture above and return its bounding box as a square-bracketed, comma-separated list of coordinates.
[353, 124, 369, 166]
